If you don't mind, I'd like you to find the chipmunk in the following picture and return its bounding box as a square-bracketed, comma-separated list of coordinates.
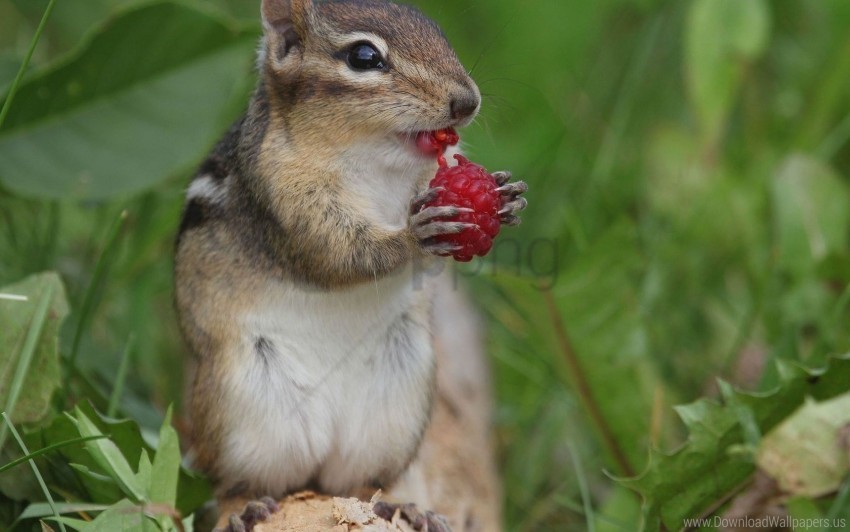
[174, 0, 526, 527]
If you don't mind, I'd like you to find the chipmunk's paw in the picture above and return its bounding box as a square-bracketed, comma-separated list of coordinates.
[409, 188, 474, 255]
[493, 171, 528, 226]
[215, 496, 279, 532]
[373, 501, 452, 531]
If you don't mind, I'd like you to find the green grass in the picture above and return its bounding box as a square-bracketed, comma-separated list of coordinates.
[1, 0, 849, 530]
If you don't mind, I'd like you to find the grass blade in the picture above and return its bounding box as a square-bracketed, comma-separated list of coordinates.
[542, 287, 636, 477]
[567, 442, 596, 532]
[0, 435, 107, 475]
[68, 210, 128, 370]
[0, 0, 56, 129]
[107, 334, 135, 418]
[827, 475, 850, 528]
[19, 502, 109, 520]
[2, 413, 67, 532]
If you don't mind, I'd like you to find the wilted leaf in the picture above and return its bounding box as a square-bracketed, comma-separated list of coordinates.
[617, 354, 850, 531]
[0, 272, 68, 424]
[0, 2, 257, 200]
[757, 393, 850, 497]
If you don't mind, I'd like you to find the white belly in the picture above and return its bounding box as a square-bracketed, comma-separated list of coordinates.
[219, 268, 434, 495]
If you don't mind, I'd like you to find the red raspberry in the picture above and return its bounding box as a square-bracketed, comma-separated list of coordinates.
[423, 154, 501, 262]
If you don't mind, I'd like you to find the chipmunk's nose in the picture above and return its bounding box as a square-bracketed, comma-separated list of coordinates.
[450, 91, 480, 121]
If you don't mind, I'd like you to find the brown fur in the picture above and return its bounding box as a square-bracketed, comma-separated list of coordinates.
[175, 0, 482, 491]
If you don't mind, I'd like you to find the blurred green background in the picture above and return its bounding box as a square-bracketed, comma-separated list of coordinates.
[1, 0, 849, 530]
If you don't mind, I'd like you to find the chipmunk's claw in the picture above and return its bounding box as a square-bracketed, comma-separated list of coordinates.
[493, 171, 528, 226]
[500, 214, 522, 226]
[420, 239, 463, 256]
[410, 187, 444, 214]
[496, 180, 528, 197]
[498, 197, 528, 216]
[413, 221, 475, 240]
[492, 170, 512, 186]
[411, 206, 473, 227]
[215, 497, 279, 532]
[373, 501, 452, 531]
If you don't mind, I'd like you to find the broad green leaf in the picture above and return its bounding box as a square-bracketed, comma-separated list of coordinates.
[10, 0, 146, 54]
[150, 406, 179, 506]
[757, 393, 850, 497]
[772, 154, 850, 276]
[0, 272, 68, 424]
[75, 408, 146, 502]
[685, 0, 770, 144]
[617, 354, 850, 531]
[0, 54, 22, 94]
[0, 1, 257, 200]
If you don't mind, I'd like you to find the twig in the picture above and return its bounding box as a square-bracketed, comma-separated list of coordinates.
[542, 288, 636, 478]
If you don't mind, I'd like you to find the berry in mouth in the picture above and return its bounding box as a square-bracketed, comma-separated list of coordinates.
[414, 128, 459, 162]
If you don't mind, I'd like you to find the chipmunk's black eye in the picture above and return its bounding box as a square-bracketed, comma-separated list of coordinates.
[347, 42, 386, 71]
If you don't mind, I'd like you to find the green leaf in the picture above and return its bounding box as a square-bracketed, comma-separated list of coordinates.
[617, 354, 850, 531]
[75, 407, 146, 502]
[19, 502, 110, 521]
[135, 449, 151, 497]
[48, 500, 144, 532]
[0, 272, 68, 425]
[36, 402, 212, 514]
[757, 393, 850, 498]
[69, 463, 117, 485]
[83, 499, 145, 532]
[0, 434, 106, 475]
[772, 154, 850, 276]
[0, 1, 256, 200]
[150, 406, 179, 506]
[46, 516, 92, 531]
[685, 0, 770, 144]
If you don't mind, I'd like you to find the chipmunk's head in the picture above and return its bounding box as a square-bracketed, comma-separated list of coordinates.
[259, 0, 480, 161]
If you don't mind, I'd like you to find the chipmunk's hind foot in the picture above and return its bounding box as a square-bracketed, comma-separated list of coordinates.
[214, 496, 279, 532]
[373, 501, 452, 531]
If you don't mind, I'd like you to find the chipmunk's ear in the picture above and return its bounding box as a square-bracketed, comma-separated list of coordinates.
[262, 0, 315, 64]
